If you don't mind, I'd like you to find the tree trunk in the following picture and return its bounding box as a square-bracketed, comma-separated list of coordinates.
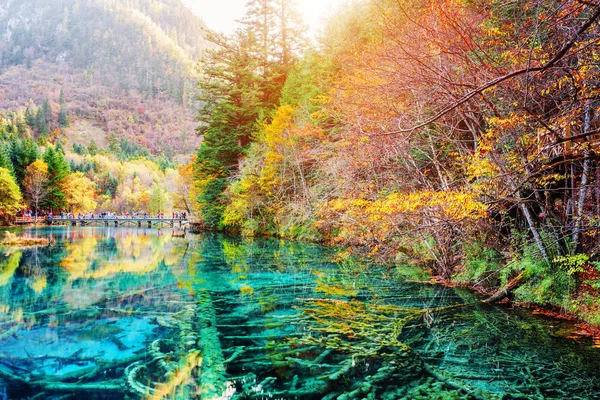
[572, 102, 592, 252]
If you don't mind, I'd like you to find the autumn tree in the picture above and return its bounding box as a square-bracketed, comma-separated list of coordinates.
[23, 159, 49, 221]
[150, 183, 169, 215]
[0, 167, 22, 221]
[173, 158, 196, 214]
[63, 172, 98, 213]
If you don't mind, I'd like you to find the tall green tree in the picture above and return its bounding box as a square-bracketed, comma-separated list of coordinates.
[42, 144, 70, 211]
[35, 108, 48, 135]
[42, 98, 52, 123]
[9, 137, 40, 187]
[195, 28, 265, 228]
[194, 0, 305, 228]
[24, 107, 34, 128]
[0, 145, 14, 176]
[241, 0, 305, 105]
[58, 107, 69, 127]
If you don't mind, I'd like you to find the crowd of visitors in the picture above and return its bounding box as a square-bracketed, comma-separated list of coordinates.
[54, 211, 188, 220]
[18, 210, 188, 221]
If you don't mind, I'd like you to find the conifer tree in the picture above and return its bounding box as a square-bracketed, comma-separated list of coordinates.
[241, 0, 305, 105]
[42, 144, 70, 211]
[9, 137, 39, 187]
[42, 98, 52, 123]
[24, 107, 34, 128]
[35, 108, 48, 135]
[194, 0, 305, 228]
[58, 107, 69, 127]
[0, 145, 14, 177]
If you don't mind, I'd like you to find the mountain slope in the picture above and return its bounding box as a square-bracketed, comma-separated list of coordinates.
[0, 0, 208, 158]
[0, 0, 208, 100]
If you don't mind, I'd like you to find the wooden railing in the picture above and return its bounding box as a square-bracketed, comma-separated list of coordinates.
[14, 216, 36, 224]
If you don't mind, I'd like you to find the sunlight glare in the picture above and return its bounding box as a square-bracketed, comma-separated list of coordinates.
[185, 0, 346, 39]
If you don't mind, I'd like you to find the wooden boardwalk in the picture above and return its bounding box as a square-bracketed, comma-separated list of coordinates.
[46, 217, 188, 228]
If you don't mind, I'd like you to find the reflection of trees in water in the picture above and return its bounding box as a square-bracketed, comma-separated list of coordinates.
[0, 228, 191, 329]
[60, 230, 186, 281]
[0, 228, 199, 399]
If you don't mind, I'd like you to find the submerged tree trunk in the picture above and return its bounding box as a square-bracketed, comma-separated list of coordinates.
[484, 273, 525, 303]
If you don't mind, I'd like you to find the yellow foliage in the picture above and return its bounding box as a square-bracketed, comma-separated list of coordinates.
[259, 105, 295, 194]
[63, 172, 98, 213]
[318, 190, 487, 245]
[372, 191, 487, 220]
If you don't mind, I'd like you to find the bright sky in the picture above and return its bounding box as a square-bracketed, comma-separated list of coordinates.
[184, 0, 345, 39]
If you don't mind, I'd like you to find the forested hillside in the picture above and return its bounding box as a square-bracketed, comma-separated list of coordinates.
[0, 0, 205, 99]
[193, 0, 600, 323]
[0, 0, 206, 157]
[0, 0, 203, 224]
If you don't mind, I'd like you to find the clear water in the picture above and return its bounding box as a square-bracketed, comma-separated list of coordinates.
[0, 227, 599, 399]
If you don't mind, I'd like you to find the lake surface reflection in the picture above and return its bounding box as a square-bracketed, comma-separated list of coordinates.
[0, 227, 600, 399]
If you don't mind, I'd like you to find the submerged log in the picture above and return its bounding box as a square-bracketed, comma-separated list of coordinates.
[422, 363, 489, 400]
[483, 272, 525, 303]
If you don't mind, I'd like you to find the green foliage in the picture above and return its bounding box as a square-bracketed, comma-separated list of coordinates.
[24, 107, 34, 128]
[197, 177, 229, 229]
[9, 137, 40, 188]
[0, 145, 14, 176]
[58, 107, 69, 127]
[42, 98, 52, 123]
[453, 242, 502, 288]
[42, 145, 70, 211]
[35, 108, 48, 135]
[149, 183, 170, 214]
[512, 254, 594, 313]
[88, 140, 98, 156]
[553, 254, 590, 276]
[72, 143, 87, 155]
[193, 0, 307, 229]
[281, 48, 335, 112]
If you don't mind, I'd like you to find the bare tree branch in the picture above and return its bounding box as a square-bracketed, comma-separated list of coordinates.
[375, 5, 600, 136]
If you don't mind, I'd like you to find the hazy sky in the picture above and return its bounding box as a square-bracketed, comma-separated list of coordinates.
[183, 0, 346, 39]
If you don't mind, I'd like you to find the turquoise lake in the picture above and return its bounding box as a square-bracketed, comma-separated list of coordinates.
[0, 226, 600, 399]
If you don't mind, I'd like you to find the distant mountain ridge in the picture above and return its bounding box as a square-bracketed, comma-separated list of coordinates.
[0, 0, 208, 158]
[0, 0, 208, 100]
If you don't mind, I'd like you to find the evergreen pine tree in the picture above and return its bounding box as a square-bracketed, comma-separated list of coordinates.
[0, 145, 14, 176]
[241, 0, 305, 106]
[24, 107, 34, 128]
[42, 145, 70, 211]
[35, 108, 48, 135]
[193, 1, 304, 228]
[58, 107, 69, 127]
[9, 137, 40, 188]
[42, 98, 52, 123]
